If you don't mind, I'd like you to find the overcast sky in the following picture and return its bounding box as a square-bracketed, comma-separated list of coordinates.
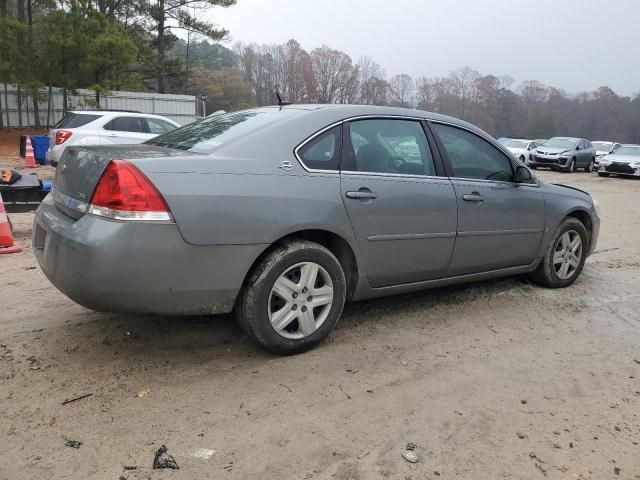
[208, 0, 639, 96]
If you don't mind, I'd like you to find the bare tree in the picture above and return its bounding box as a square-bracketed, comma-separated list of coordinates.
[310, 45, 355, 103]
[389, 73, 414, 107]
[449, 66, 480, 119]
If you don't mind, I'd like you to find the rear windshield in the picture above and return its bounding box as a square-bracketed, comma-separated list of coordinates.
[146, 108, 300, 153]
[54, 113, 102, 129]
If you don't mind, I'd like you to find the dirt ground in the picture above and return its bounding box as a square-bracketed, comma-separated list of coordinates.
[1, 166, 639, 480]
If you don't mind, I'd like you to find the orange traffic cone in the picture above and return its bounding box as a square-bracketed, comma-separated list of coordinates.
[0, 192, 23, 254]
[24, 135, 37, 168]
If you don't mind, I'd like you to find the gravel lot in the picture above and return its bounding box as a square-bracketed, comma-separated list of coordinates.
[1, 168, 639, 480]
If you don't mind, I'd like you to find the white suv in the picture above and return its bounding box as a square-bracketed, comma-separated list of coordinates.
[46, 110, 181, 166]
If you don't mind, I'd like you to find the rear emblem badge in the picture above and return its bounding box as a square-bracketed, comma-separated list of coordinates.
[279, 161, 294, 171]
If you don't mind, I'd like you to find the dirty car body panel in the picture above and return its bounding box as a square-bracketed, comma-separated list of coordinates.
[33, 105, 600, 316]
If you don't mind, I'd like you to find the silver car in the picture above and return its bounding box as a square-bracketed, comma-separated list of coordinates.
[597, 144, 640, 177]
[592, 141, 622, 170]
[530, 137, 597, 172]
[34, 105, 600, 354]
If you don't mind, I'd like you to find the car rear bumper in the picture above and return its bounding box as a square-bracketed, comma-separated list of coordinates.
[33, 195, 267, 315]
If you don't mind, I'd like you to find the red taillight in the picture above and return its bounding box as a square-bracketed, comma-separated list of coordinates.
[88, 160, 172, 222]
[55, 130, 73, 145]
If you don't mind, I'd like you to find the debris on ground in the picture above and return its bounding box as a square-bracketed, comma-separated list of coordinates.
[64, 439, 82, 449]
[405, 442, 417, 451]
[153, 445, 179, 469]
[517, 432, 527, 439]
[614, 467, 621, 476]
[402, 450, 419, 463]
[61, 393, 93, 406]
[193, 448, 216, 460]
[136, 388, 150, 398]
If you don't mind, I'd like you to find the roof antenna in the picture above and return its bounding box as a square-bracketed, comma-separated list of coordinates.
[275, 91, 292, 107]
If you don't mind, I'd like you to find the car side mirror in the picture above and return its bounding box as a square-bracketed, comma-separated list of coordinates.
[514, 165, 532, 183]
[576, 145, 582, 151]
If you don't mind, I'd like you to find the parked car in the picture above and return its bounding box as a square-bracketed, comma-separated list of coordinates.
[529, 137, 596, 172]
[597, 144, 640, 177]
[46, 110, 180, 166]
[592, 141, 622, 169]
[502, 139, 542, 163]
[34, 105, 600, 354]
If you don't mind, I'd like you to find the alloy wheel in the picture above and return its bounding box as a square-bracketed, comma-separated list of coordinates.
[268, 262, 334, 339]
[553, 230, 582, 280]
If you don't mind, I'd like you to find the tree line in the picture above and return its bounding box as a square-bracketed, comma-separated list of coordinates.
[232, 40, 640, 143]
[0, 0, 236, 126]
[1, 0, 639, 144]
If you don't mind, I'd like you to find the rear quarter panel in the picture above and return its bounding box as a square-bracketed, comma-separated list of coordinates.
[137, 157, 354, 246]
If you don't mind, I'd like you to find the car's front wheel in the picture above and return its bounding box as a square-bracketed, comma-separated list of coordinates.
[237, 239, 346, 354]
[566, 158, 576, 173]
[597, 172, 610, 177]
[528, 217, 588, 288]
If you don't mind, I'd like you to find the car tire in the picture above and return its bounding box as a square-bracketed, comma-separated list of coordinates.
[237, 239, 346, 354]
[530, 164, 537, 170]
[585, 158, 594, 172]
[597, 172, 610, 177]
[567, 158, 576, 173]
[528, 217, 589, 288]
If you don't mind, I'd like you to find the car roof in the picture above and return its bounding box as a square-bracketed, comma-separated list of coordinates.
[257, 103, 489, 138]
[549, 136, 582, 141]
[69, 110, 175, 120]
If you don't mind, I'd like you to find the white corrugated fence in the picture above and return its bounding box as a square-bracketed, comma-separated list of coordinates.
[0, 83, 198, 127]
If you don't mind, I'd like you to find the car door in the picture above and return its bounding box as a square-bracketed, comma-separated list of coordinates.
[101, 116, 150, 144]
[429, 122, 545, 276]
[340, 118, 458, 287]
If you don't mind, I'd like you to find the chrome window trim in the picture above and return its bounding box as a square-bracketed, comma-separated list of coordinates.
[294, 115, 432, 174]
[341, 170, 447, 181]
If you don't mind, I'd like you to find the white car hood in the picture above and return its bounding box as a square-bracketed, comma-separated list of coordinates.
[604, 154, 640, 164]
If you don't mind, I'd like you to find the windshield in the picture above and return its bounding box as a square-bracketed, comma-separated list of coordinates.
[503, 140, 528, 148]
[613, 145, 640, 156]
[592, 142, 612, 153]
[542, 138, 577, 149]
[146, 108, 300, 153]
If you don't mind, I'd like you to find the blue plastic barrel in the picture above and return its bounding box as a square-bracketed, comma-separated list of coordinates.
[30, 135, 50, 165]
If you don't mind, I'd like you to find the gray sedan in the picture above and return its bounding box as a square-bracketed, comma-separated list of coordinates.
[34, 105, 600, 354]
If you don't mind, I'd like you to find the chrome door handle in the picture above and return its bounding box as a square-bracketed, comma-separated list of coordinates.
[462, 193, 484, 202]
[346, 190, 377, 200]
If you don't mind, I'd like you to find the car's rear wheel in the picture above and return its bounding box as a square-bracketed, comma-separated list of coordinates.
[237, 239, 346, 354]
[585, 158, 594, 172]
[597, 172, 610, 177]
[528, 217, 588, 288]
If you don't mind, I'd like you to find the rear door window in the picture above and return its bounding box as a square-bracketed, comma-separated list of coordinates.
[343, 119, 436, 176]
[104, 116, 148, 133]
[54, 113, 102, 129]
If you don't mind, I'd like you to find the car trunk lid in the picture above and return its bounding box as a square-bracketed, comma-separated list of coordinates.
[53, 144, 191, 219]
